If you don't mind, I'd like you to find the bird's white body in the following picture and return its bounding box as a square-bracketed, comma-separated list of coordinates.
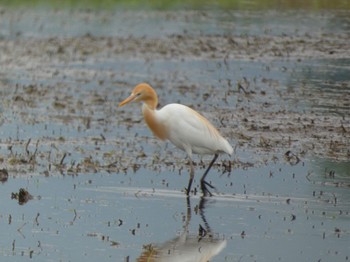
[143, 103, 233, 158]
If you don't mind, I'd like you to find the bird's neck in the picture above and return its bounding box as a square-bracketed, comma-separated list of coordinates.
[143, 89, 158, 110]
[142, 104, 168, 140]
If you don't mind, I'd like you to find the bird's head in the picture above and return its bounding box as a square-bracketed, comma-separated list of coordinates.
[119, 83, 158, 109]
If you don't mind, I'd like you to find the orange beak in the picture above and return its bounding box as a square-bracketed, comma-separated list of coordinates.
[118, 93, 137, 107]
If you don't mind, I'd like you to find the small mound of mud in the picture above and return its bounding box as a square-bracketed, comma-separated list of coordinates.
[11, 188, 33, 205]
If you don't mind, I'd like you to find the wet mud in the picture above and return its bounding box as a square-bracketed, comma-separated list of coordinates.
[11, 188, 33, 205]
[0, 13, 349, 174]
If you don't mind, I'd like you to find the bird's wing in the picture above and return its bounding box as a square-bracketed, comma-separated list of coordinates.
[157, 104, 232, 156]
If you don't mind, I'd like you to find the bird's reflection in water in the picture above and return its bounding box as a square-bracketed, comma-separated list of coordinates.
[137, 198, 226, 262]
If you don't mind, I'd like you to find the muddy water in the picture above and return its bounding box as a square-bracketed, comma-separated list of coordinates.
[0, 7, 349, 262]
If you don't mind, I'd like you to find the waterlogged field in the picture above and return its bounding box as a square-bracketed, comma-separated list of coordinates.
[0, 5, 349, 262]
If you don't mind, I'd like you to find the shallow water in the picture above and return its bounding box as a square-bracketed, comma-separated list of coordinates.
[1, 160, 349, 261]
[0, 6, 349, 262]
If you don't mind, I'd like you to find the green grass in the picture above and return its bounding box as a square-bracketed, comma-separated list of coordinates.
[0, 0, 350, 10]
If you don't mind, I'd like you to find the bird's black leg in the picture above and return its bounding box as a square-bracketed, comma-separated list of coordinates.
[200, 154, 218, 196]
[185, 158, 195, 196]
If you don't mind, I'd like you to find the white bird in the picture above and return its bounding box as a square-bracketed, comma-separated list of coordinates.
[119, 83, 233, 196]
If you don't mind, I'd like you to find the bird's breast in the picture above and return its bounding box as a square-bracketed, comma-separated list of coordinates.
[142, 104, 168, 140]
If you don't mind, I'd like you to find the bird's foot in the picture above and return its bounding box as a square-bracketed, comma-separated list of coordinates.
[200, 180, 215, 197]
[198, 224, 207, 238]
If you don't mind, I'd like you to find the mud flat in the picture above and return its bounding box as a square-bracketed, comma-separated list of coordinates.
[0, 9, 349, 173]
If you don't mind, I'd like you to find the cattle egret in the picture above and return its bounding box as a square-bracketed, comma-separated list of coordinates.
[119, 83, 233, 196]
